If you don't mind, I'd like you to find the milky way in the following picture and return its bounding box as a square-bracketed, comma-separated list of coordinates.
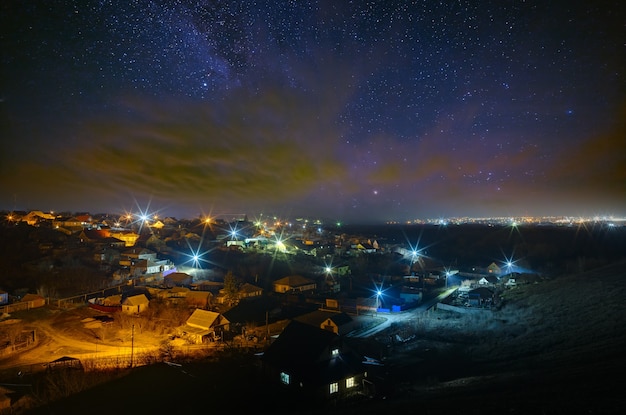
[1, 1, 624, 222]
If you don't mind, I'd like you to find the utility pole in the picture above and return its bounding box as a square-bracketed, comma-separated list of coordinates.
[130, 324, 134, 368]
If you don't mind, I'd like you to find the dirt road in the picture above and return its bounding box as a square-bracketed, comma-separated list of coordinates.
[0, 307, 161, 379]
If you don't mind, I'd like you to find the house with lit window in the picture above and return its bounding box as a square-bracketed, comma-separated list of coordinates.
[109, 230, 140, 247]
[260, 320, 368, 400]
[487, 262, 502, 275]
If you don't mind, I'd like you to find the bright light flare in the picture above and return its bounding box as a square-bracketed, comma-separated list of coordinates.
[275, 239, 286, 252]
[183, 240, 210, 269]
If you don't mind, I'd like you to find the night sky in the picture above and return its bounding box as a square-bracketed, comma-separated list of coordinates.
[1, 1, 624, 223]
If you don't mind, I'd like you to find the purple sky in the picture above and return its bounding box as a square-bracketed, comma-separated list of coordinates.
[1, 1, 624, 223]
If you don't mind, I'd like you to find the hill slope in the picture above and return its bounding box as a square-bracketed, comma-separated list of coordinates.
[25, 260, 626, 414]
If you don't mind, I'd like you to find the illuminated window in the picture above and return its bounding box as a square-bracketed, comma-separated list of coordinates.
[346, 377, 355, 388]
[280, 372, 290, 385]
[330, 382, 338, 394]
[331, 348, 339, 357]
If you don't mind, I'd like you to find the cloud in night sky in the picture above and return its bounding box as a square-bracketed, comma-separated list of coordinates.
[1, 1, 624, 222]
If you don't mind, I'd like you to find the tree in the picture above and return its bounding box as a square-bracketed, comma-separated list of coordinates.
[223, 271, 240, 306]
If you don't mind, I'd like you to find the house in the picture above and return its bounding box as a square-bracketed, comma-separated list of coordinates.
[261, 320, 367, 400]
[487, 262, 502, 275]
[216, 281, 264, 304]
[21, 211, 55, 226]
[185, 291, 212, 309]
[74, 214, 93, 224]
[121, 294, 149, 314]
[109, 231, 140, 247]
[273, 275, 317, 294]
[120, 248, 157, 265]
[151, 220, 165, 229]
[52, 216, 84, 232]
[78, 229, 125, 249]
[356, 240, 379, 254]
[478, 275, 499, 286]
[237, 283, 263, 299]
[164, 272, 193, 288]
[191, 280, 223, 294]
[294, 310, 355, 336]
[163, 217, 178, 226]
[130, 258, 175, 280]
[179, 309, 230, 343]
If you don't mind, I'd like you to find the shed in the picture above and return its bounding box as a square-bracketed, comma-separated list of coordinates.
[122, 294, 149, 314]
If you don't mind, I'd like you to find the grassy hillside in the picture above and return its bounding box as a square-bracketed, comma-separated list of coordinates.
[365, 259, 626, 414]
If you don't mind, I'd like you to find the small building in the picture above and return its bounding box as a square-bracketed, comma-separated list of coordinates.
[121, 294, 149, 314]
[179, 309, 230, 344]
[238, 283, 263, 299]
[21, 293, 46, 308]
[273, 275, 317, 294]
[261, 320, 368, 400]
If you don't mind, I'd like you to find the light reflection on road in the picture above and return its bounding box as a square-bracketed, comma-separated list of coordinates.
[347, 287, 457, 338]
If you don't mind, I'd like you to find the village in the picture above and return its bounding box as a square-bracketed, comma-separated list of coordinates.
[1, 210, 546, 413]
